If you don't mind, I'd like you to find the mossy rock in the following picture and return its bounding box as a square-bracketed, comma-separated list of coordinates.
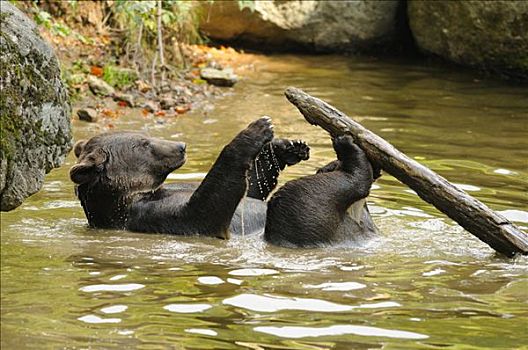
[408, 0, 528, 81]
[0, 3, 72, 211]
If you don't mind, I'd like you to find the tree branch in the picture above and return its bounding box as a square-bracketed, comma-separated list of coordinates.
[285, 87, 528, 257]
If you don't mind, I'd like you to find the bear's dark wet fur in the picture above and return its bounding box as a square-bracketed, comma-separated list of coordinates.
[264, 135, 379, 247]
[70, 117, 310, 238]
[71, 118, 379, 247]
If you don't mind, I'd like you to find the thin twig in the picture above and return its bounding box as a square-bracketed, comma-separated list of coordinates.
[157, 0, 167, 88]
[151, 51, 158, 88]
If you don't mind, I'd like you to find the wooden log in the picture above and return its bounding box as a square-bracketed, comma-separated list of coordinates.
[285, 87, 528, 257]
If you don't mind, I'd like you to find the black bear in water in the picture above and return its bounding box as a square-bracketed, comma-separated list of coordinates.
[70, 117, 309, 238]
[70, 118, 378, 246]
[264, 135, 380, 247]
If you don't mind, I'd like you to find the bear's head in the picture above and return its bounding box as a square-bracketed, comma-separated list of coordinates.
[70, 132, 186, 194]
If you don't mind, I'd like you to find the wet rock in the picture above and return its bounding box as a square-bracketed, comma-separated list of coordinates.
[160, 96, 177, 110]
[77, 108, 98, 122]
[408, 1, 528, 81]
[159, 81, 172, 94]
[171, 84, 187, 96]
[200, 68, 238, 87]
[199, 1, 401, 52]
[113, 92, 135, 107]
[0, 3, 72, 211]
[142, 100, 158, 113]
[87, 75, 115, 96]
[136, 80, 152, 93]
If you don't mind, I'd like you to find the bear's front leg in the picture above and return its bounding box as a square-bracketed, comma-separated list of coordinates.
[184, 117, 274, 237]
[332, 135, 374, 204]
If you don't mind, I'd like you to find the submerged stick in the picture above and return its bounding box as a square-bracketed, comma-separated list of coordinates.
[285, 87, 528, 257]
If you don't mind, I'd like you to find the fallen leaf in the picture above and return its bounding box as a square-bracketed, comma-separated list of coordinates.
[101, 109, 117, 118]
[175, 105, 190, 114]
[90, 66, 103, 77]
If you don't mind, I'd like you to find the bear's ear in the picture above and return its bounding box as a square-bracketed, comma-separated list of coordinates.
[69, 149, 106, 184]
[73, 140, 87, 158]
[70, 162, 96, 184]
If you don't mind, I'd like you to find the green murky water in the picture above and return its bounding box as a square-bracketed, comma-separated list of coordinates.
[2, 55, 527, 349]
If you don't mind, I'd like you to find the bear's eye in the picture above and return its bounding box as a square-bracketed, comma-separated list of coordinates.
[141, 140, 151, 148]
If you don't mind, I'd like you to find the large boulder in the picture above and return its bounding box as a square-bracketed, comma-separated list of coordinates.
[408, 1, 528, 81]
[199, 0, 402, 52]
[0, 3, 72, 211]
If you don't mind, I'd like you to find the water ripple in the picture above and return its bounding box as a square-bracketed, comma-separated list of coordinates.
[305, 282, 366, 291]
[78, 315, 121, 324]
[229, 268, 279, 276]
[254, 325, 428, 340]
[100, 305, 128, 314]
[163, 304, 212, 313]
[79, 283, 145, 293]
[223, 293, 352, 312]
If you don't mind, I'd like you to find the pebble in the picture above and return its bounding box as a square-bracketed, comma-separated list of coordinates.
[77, 107, 98, 122]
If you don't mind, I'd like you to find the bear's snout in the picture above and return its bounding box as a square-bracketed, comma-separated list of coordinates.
[176, 142, 186, 154]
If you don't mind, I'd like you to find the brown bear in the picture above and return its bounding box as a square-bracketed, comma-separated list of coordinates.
[264, 135, 380, 247]
[70, 117, 309, 238]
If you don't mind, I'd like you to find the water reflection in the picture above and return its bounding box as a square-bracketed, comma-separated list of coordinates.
[499, 209, 528, 224]
[305, 282, 366, 291]
[163, 304, 212, 313]
[197, 276, 224, 285]
[185, 328, 218, 336]
[223, 293, 400, 313]
[254, 325, 429, 340]
[100, 305, 128, 314]
[228, 268, 279, 276]
[78, 315, 121, 324]
[1, 53, 527, 349]
[224, 294, 353, 312]
[79, 284, 145, 293]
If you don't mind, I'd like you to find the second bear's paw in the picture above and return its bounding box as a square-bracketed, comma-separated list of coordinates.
[332, 135, 359, 155]
[273, 139, 310, 166]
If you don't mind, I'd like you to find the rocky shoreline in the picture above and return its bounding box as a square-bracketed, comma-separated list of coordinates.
[200, 0, 528, 82]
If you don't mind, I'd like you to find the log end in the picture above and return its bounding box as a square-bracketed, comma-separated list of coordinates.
[284, 87, 319, 126]
[284, 87, 302, 102]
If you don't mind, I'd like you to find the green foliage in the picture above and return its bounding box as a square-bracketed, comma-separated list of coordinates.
[27, 3, 91, 43]
[167, 0, 203, 45]
[60, 60, 88, 100]
[112, 0, 205, 73]
[102, 65, 138, 89]
[33, 9, 71, 37]
[114, 0, 203, 45]
[114, 0, 157, 31]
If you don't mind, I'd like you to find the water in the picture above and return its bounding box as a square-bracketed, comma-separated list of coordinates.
[2, 54, 527, 349]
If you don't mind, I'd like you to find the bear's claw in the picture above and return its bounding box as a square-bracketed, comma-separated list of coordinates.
[284, 140, 310, 164]
[245, 116, 274, 145]
[270, 138, 310, 166]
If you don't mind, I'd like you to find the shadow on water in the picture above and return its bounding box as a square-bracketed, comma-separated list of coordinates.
[1, 54, 527, 349]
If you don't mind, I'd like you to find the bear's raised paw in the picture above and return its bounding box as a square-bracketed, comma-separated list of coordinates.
[273, 139, 310, 166]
